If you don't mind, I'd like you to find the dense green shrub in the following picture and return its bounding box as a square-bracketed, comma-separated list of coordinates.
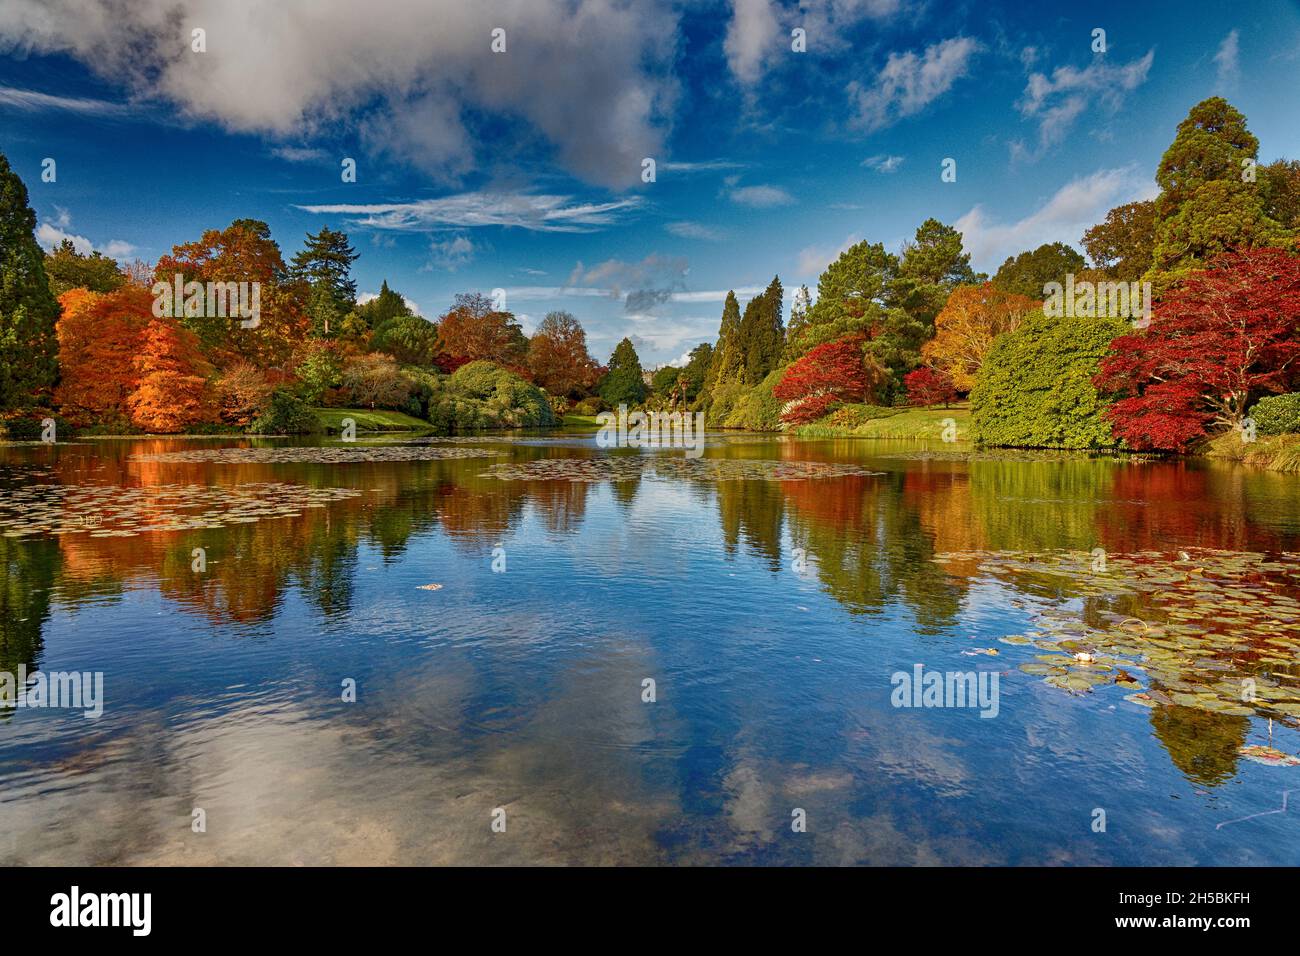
[436, 361, 556, 430]
[970, 310, 1127, 448]
[1249, 392, 1300, 435]
[249, 390, 321, 435]
[723, 368, 784, 431]
[571, 396, 605, 416]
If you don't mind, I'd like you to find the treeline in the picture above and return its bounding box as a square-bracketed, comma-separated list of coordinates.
[2, 96, 1298, 450]
[0, 170, 651, 435]
[646, 96, 1298, 456]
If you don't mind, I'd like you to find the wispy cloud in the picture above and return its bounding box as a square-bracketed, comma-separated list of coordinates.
[862, 154, 905, 173]
[0, 85, 131, 115]
[296, 192, 642, 233]
[728, 184, 795, 207]
[271, 145, 329, 163]
[1014, 50, 1154, 157]
[1214, 30, 1241, 91]
[955, 165, 1156, 272]
[665, 221, 728, 241]
[424, 234, 476, 272]
[847, 37, 981, 132]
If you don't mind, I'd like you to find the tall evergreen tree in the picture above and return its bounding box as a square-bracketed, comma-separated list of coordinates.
[892, 218, 981, 333]
[0, 152, 60, 411]
[739, 276, 784, 385]
[1149, 98, 1288, 287]
[706, 289, 743, 391]
[599, 337, 647, 406]
[356, 280, 412, 329]
[291, 226, 358, 309]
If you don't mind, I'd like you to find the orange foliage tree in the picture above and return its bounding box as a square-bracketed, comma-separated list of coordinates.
[127, 317, 217, 433]
[921, 282, 1038, 392]
[154, 219, 309, 369]
[54, 286, 153, 428]
[435, 292, 529, 371]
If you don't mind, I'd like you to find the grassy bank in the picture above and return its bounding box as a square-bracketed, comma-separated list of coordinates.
[314, 407, 432, 433]
[1204, 431, 1300, 472]
[561, 413, 601, 427]
[795, 405, 970, 440]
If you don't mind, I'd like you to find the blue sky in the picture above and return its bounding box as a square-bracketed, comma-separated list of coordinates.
[2, 0, 1299, 367]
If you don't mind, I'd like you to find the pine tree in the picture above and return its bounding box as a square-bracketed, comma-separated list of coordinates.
[0, 151, 60, 410]
[291, 226, 358, 311]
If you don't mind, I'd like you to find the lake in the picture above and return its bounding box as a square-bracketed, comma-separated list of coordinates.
[2, 430, 1299, 865]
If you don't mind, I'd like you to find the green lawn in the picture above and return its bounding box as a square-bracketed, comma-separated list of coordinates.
[561, 413, 601, 427]
[314, 407, 432, 433]
[795, 405, 970, 440]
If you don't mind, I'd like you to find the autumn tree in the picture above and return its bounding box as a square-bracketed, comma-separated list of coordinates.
[214, 363, 275, 426]
[921, 282, 1038, 391]
[54, 286, 152, 427]
[155, 219, 308, 367]
[340, 353, 411, 410]
[435, 292, 528, 369]
[1095, 247, 1300, 451]
[773, 334, 879, 424]
[0, 151, 60, 411]
[526, 311, 599, 399]
[903, 367, 957, 408]
[127, 317, 217, 433]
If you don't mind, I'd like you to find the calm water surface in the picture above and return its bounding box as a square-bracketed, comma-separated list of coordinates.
[1, 430, 1299, 865]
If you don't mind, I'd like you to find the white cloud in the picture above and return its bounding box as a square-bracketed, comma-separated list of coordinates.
[1214, 30, 1240, 91]
[954, 165, 1157, 272]
[35, 209, 135, 259]
[665, 221, 728, 241]
[1016, 50, 1154, 154]
[0, 0, 680, 188]
[862, 154, 904, 173]
[796, 233, 860, 277]
[296, 192, 641, 233]
[847, 37, 981, 132]
[728, 184, 795, 207]
[425, 234, 475, 272]
[724, 0, 781, 86]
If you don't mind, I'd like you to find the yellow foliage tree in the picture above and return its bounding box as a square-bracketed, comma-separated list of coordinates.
[921, 282, 1038, 392]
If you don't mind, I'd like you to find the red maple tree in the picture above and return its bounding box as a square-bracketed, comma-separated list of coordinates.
[1094, 247, 1300, 451]
[903, 366, 957, 408]
[774, 334, 875, 424]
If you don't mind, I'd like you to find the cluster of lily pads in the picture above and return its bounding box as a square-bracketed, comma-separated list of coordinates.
[935, 548, 1300, 724]
[130, 446, 504, 465]
[482, 456, 886, 483]
[0, 482, 362, 538]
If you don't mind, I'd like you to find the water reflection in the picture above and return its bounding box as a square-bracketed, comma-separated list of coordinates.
[1, 434, 1299, 864]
